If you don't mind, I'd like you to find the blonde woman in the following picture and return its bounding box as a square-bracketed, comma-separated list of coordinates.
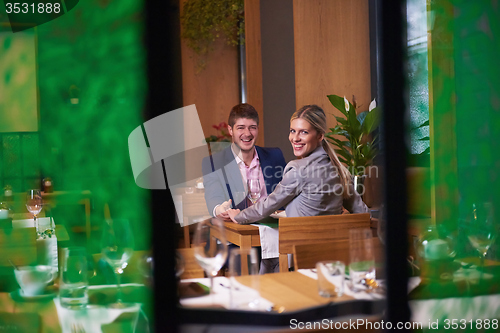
[227, 104, 368, 224]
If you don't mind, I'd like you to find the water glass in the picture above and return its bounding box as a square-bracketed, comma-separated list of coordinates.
[36, 216, 55, 239]
[59, 247, 89, 308]
[349, 228, 376, 291]
[316, 261, 345, 297]
[228, 248, 260, 309]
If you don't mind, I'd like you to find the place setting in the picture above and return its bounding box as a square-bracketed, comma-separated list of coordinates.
[178, 218, 274, 311]
[298, 228, 386, 301]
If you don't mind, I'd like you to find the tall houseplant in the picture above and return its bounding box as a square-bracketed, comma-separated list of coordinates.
[325, 94, 381, 180]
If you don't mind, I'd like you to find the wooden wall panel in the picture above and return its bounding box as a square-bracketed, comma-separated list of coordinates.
[244, 0, 265, 147]
[293, 0, 371, 125]
[180, 0, 240, 140]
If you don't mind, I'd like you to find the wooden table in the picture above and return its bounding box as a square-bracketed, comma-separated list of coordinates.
[210, 221, 261, 274]
[239, 271, 354, 311]
[6, 190, 93, 240]
[179, 271, 384, 328]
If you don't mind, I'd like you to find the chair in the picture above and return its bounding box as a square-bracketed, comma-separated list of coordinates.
[174, 191, 211, 248]
[0, 228, 37, 267]
[177, 247, 204, 279]
[278, 213, 371, 272]
[293, 237, 384, 270]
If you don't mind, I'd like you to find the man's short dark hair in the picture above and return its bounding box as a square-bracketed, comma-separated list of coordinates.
[228, 103, 259, 127]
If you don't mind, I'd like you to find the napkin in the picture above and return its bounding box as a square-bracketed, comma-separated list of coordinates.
[179, 276, 273, 311]
[252, 224, 279, 259]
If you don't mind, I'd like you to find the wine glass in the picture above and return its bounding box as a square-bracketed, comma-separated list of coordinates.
[467, 202, 497, 269]
[193, 218, 228, 301]
[26, 189, 43, 222]
[100, 219, 135, 308]
[247, 179, 261, 204]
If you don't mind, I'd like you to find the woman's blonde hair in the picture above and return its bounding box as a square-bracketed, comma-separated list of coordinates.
[291, 105, 352, 198]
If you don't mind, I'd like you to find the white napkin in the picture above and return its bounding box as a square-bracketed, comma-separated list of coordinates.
[252, 224, 279, 259]
[54, 297, 141, 333]
[179, 276, 273, 311]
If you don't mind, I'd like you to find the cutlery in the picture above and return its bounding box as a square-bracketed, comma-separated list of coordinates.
[71, 323, 86, 333]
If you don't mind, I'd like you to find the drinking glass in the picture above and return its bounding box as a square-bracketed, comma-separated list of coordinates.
[193, 218, 228, 301]
[467, 202, 497, 269]
[100, 219, 135, 308]
[26, 190, 43, 222]
[316, 261, 345, 297]
[247, 179, 261, 204]
[59, 247, 89, 308]
[228, 248, 260, 309]
[349, 228, 376, 291]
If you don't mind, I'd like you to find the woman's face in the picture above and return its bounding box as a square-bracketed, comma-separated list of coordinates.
[289, 118, 324, 158]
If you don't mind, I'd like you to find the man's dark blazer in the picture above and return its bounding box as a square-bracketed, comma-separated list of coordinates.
[202, 145, 286, 215]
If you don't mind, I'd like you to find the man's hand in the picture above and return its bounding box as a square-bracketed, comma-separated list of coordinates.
[226, 209, 241, 224]
[215, 199, 232, 221]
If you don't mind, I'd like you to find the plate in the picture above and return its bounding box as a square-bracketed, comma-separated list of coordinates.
[10, 289, 56, 302]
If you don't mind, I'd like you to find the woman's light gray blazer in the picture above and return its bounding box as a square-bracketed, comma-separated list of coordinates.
[234, 146, 369, 224]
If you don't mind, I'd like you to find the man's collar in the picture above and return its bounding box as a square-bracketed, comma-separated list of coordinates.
[231, 143, 258, 165]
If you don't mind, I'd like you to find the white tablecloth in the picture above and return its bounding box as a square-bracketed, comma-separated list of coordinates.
[180, 276, 273, 311]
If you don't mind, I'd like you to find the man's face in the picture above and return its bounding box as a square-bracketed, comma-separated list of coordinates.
[228, 118, 258, 152]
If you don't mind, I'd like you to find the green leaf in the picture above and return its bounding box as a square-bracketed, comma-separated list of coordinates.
[327, 94, 349, 117]
[412, 120, 430, 129]
[362, 107, 381, 134]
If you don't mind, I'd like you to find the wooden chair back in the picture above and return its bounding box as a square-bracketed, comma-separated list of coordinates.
[0, 227, 37, 267]
[174, 192, 211, 248]
[278, 213, 371, 272]
[177, 247, 204, 279]
[293, 237, 384, 270]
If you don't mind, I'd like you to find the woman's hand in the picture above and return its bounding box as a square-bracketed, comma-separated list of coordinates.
[226, 209, 241, 224]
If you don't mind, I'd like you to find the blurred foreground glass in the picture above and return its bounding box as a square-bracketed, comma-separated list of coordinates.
[60, 247, 88, 308]
[193, 218, 228, 302]
[228, 247, 260, 309]
[467, 202, 498, 269]
[26, 189, 42, 222]
[316, 261, 345, 297]
[349, 228, 376, 291]
[101, 219, 135, 308]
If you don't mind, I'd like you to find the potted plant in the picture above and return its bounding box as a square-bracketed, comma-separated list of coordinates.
[205, 121, 232, 155]
[325, 94, 381, 193]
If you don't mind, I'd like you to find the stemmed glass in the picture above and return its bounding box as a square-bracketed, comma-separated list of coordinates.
[468, 203, 496, 256]
[26, 190, 43, 223]
[100, 219, 135, 308]
[247, 179, 261, 204]
[193, 218, 228, 301]
[467, 202, 497, 270]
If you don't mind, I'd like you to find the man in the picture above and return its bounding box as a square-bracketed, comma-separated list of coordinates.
[202, 103, 286, 218]
[202, 103, 286, 273]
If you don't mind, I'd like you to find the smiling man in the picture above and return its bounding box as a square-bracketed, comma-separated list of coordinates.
[202, 104, 286, 221]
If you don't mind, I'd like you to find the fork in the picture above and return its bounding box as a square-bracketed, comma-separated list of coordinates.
[71, 323, 86, 333]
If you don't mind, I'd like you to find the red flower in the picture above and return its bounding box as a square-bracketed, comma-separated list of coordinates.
[212, 124, 220, 130]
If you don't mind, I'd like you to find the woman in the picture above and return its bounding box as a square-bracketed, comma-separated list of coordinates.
[227, 104, 368, 224]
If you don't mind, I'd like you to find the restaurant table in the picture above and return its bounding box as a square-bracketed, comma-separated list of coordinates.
[0, 283, 152, 333]
[179, 271, 385, 328]
[6, 190, 93, 240]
